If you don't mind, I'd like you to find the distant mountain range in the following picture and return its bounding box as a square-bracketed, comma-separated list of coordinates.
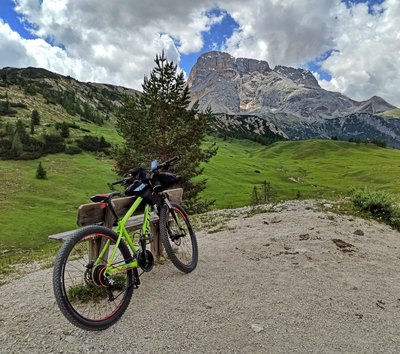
[1, 53, 400, 149]
[188, 51, 400, 148]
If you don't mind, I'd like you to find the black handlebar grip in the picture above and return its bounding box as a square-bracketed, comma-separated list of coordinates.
[165, 156, 179, 165]
[112, 178, 128, 186]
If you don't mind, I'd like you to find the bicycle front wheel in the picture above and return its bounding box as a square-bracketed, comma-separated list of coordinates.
[53, 226, 134, 331]
[159, 203, 198, 273]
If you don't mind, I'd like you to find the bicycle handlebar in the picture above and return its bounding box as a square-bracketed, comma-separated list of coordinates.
[111, 177, 132, 186]
[110, 156, 180, 186]
[158, 156, 179, 170]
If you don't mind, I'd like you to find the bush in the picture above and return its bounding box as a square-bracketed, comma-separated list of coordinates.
[55, 122, 70, 138]
[10, 102, 28, 109]
[22, 135, 43, 152]
[65, 145, 82, 155]
[76, 135, 110, 152]
[371, 139, 387, 148]
[43, 133, 65, 154]
[350, 188, 400, 230]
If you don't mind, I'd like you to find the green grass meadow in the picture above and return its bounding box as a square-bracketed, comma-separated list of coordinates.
[1, 137, 400, 266]
[0, 153, 118, 264]
[201, 138, 400, 208]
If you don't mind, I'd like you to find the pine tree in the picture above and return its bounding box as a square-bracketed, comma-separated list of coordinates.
[250, 186, 260, 205]
[36, 162, 47, 179]
[261, 180, 272, 203]
[11, 131, 23, 157]
[116, 52, 217, 212]
[30, 119, 35, 135]
[31, 109, 40, 125]
[60, 122, 70, 138]
[15, 119, 29, 144]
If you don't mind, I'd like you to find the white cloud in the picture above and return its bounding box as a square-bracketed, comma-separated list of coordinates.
[318, 0, 400, 106]
[0, 21, 30, 68]
[1, 0, 399, 106]
[220, 0, 338, 67]
[10, 0, 219, 88]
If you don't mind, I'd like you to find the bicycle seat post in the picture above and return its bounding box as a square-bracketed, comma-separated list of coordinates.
[106, 198, 119, 226]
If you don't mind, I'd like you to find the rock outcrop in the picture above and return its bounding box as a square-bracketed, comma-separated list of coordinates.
[188, 51, 399, 147]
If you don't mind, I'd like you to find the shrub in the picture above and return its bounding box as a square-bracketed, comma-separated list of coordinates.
[10, 102, 28, 109]
[65, 145, 82, 155]
[55, 122, 70, 138]
[371, 139, 387, 148]
[76, 135, 110, 152]
[350, 188, 400, 230]
[43, 133, 65, 154]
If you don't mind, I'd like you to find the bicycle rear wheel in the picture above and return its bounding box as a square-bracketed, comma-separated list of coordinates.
[53, 226, 134, 331]
[159, 203, 198, 273]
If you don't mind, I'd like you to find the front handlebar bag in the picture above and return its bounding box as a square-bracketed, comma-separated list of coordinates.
[125, 181, 160, 205]
[157, 172, 181, 190]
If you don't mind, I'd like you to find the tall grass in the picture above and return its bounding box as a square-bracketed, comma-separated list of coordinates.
[350, 188, 400, 230]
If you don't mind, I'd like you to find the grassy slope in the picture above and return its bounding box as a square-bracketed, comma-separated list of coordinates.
[201, 138, 400, 208]
[380, 108, 400, 118]
[1, 85, 124, 144]
[0, 154, 117, 261]
[1, 137, 400, 264]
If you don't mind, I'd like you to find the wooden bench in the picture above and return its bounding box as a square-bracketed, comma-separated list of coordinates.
[48, 188, 183, 258]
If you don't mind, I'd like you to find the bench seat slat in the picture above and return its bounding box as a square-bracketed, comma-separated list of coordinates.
[48, 188, 182, 242]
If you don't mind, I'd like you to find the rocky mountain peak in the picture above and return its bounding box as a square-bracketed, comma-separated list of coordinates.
[187, 51, 271, 88]
[188, 51, 395, 118]
[273, 65, 320, 88]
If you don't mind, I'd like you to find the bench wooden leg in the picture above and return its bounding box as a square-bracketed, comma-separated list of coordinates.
[88, 237, 109, 264]
[150, 223, 164, 259]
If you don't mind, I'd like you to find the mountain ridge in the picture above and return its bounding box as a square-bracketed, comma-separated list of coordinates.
[187, 51, 399, 147]
[187, 51, 396, 117]
[1, 57, 399, 149]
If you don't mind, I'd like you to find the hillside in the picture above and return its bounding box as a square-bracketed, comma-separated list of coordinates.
[201, 138, 400, 208]
[0, 66, 285, 155]
[2, 138, 400, 273]
[0, 67, 138, 161]
[0, 66, 139, 123]
[1, 66, 400, 273]
[380, 108, 400, 118]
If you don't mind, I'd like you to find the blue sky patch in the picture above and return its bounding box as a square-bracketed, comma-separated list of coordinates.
[179, 9, 239, 75]
[303, 50, 340, 81]
[341, 0, 385, 15]
[0, 0, 38, 39]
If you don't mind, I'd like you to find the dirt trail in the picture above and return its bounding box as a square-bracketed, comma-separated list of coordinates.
[1, 200, 400, 353]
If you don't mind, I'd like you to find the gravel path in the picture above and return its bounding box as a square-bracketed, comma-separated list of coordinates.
[1, 200, 400, 353]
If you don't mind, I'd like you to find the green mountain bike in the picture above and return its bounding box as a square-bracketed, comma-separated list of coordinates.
[53, 157, 198, 331]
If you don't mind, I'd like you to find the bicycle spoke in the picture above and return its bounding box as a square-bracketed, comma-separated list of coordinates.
[60, 233, 131, 322]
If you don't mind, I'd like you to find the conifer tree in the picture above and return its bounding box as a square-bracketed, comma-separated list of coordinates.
[31, 109, 40, 125]
[250, 186, 260, 205]
[11, 131, 23, 158]
[30, 119, 35, 135]
[60, 122, 70, 138]
[36, 162, 47, 179]
[116, 52, 217, 212]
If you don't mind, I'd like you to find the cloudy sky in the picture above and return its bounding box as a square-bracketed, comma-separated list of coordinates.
[0, 0, 399, 106]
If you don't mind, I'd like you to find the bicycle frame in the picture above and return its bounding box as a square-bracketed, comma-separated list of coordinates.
[92, 196, 152, 275]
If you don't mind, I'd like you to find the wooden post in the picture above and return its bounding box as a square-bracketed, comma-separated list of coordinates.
[150, 222, 163, 259]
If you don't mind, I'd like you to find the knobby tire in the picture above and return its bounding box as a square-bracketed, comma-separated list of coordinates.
[53, 226, 134, 331]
